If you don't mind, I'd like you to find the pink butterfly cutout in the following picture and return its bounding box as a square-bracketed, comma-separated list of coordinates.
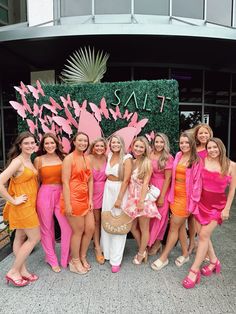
[72, 101, 81, 117]
[61, 136, 71, 153]
[78, 110, 102, 142]
[49, 97, 63, 110]
[10, 101, 27, 119]
[60, 94, 72, 108]
[27, 80, 45, 100]
[145, 131, 155, 142]
[52, 116, 73, 136]
[26, 119, 38, 134]
[123, 109, 133, 121]
[14, 82, 29, 97]
[65, 107, 78, 128]
[109, 106, 122, 121]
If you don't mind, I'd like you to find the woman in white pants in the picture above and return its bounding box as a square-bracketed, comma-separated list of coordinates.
[101, 135, 132, 273]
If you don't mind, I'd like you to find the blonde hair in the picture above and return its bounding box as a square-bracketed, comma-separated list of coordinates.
[206, 137, 230, 175]
[179, 132, 199, 168]
[88, 137, 107, 155]
[153, 133, 171, 170]
[109, 135, 126, 180]
[193, 123, 213, 147]
[132, 136, 151, 179]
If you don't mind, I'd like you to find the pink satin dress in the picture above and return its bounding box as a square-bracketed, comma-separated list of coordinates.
[195, 168, 232, 225]
[92, 162, 107, 209]
[148, 156, 174, 246]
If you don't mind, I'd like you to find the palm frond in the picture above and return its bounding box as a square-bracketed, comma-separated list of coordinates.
[60, 46, 109, 84]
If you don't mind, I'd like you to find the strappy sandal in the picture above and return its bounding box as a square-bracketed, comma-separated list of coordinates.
[69, 258, 88, 275]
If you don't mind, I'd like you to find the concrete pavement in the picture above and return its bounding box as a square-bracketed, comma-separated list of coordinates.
[0, 199, 235, 314]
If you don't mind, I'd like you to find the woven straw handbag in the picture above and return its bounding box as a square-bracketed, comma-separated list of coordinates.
[101, 210, 133, 235]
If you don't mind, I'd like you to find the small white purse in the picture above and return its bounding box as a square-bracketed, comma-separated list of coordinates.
[145, 185, 160, 202]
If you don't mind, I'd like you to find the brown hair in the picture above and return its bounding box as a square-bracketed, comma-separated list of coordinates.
[153, 132, 171, 170]
[37, 133, 65, 160]
[70, 132, 90, 153]
[6, 131, 36, 166]
[193, 123, 213, 147]
[206, 137, 230, 175]
[179, 132, 199, 168]
[88, 137, 107, 155]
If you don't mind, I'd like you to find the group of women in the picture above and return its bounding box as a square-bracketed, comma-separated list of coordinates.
[0, 123, 235, 289]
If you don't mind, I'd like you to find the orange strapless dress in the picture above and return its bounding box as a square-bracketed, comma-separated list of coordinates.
[3, 167, 39, 230]
[170, 164, 189, 218]
[60, 151, 91, 216]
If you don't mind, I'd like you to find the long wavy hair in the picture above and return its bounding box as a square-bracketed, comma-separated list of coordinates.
[179, 132, 199, 168]
[109, 135, 126, 180]
[6, 131, 36, 166]
[206, 137, 230, 175]
[152, 133, 171, 170]
[70, 131, 90, 153]
[132, 136, 151, 179]
[37, 133, 65, 160]
[193, 123, 213, 147]
[88, 137, 107, 155]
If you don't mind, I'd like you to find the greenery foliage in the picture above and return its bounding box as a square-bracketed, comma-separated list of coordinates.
[17, 79, 179, 153]
[60, 46, 109, 84]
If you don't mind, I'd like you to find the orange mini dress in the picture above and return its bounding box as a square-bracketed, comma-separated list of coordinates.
[60, 151, 91, 216]
[3, 167, 39, 230]
[170, 164, 189, 218]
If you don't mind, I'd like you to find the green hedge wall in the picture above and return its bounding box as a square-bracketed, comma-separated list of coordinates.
[17, 79, 179, 152]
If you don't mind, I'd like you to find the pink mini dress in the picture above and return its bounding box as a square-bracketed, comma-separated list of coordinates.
[195, 168, 232, 225]
[92, 162, 107, 209]
[124, 168, 161, 219]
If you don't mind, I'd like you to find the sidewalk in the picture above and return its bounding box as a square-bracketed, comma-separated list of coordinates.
[0, 199, 235, 314]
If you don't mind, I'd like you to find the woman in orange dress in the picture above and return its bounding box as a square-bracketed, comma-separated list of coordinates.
[0, 131, 40, 287]
[61, 132, 94, 274]
[151, 132, 202, 271]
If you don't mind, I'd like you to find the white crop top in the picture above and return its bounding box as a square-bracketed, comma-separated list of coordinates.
[105, 152, 132, 177]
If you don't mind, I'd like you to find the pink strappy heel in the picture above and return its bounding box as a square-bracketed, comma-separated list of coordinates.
[201, 259, 221, 276]
[182, 269, 201, 289]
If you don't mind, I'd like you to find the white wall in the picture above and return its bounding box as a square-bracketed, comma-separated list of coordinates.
[27, 0, 54, 27]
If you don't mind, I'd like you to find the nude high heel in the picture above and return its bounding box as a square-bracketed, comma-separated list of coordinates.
[69, 258, 88, 275]
[133, 250, 148, 265]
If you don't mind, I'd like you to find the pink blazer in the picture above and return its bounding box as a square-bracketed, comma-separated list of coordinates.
[168, 152, 203, 215]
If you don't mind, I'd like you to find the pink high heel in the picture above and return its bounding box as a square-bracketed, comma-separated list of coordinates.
[201, 259, 221, 276]
[182, 269, 201, 289]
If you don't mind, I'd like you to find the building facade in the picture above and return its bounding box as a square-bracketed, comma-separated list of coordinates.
[0, 0, 236, 166]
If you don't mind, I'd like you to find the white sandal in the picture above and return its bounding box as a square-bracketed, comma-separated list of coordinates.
[175, 255, 190, 267]
[151, 258, 169, 271]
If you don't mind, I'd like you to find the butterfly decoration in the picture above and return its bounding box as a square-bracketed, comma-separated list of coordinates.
[145, 131, 155, 142]
[10, 81, 149, 153]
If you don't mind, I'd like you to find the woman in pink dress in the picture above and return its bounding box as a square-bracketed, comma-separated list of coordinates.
[88, 137, 107, 265]
[148, 133, 173, 256]
[187, 123, 214, 255]
[124, 136, 161, 264]
[182, 138, 236, 289]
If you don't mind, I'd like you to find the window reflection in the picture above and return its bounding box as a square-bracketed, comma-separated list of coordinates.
[204, 106, 229, 150]
[205, 71, 229, 105]
[134, 0, 169, 15]
[134, 67, 168, 80]
[171, 69, 202, 103]
[95, 0, 131, 14]
[61, 0, 91, 17]
[179, 105, 202, 131]
[172, 0, 204, 19]
[207, 0, 232, 26]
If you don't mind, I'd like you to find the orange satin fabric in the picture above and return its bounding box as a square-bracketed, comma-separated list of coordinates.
[39, 164, 62, 185]
[170, 164, 189, 217]
[60, 151, 91, 216]
[3, 167, 39, 230]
